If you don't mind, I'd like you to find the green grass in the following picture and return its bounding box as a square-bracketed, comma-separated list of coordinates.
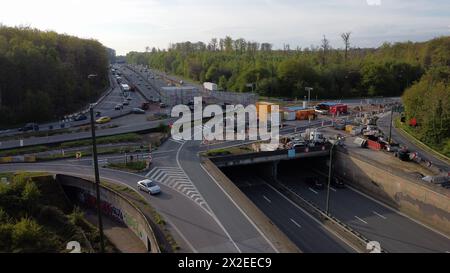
[36, 146, 147, 161]
[107, 161, 148, 172]
[395, 118, 450, 160]
[0, 133, 143, 157]
[0, 145, 50, 157]
[59, 133, 142, 149]
[206, 146, 253, 157]
[207, 149, 232, 156]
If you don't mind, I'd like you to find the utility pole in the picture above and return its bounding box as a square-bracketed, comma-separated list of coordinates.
[90, 105, 105, 253]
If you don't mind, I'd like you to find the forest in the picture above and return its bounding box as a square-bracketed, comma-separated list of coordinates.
[0, 25, 110, 127]
[127, 35, 449, 154]
[125, 35, 450, 99]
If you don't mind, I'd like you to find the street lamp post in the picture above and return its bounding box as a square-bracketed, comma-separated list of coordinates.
[326, 140, 339, 215]
[305, 87, 313, 106]
[89, 105, 105, 253]
[87, 72, 106, 253]
[246, 83, 255, 93]
[388, 107, 394, 144]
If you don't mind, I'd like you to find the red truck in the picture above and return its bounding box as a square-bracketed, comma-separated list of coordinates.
[329, 104, 348, 115]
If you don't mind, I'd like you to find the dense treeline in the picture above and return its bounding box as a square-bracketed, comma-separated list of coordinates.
[0, 174, 109, 252]
[124, 35, 450, 100]
[402, 37, 450, 155]
[0, 25, 109, 126]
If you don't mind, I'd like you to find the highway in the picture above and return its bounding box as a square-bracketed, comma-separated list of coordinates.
[378, 112, 449, 172]
[1, 64, 447, 253]
[221, 168, 355, 253]
[276, 161, 450, 253]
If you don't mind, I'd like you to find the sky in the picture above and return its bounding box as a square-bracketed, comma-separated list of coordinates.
[0, 0, 449, 55]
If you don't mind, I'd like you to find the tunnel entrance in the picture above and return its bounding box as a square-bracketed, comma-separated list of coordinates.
[219, 158, 354, 253]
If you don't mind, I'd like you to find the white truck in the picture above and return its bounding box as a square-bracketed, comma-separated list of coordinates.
[203, 82, 218, 91]
[301, 128, 326, 146]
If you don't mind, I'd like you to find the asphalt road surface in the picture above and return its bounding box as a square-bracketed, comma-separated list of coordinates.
[276, 162, 450, 253]
[0, 161, 263, 253]
[221, 168, 356, 253]
[377, 112, 449, 172]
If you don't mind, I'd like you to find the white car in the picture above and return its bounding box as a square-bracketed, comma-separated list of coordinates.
[137, 179, 161, 195]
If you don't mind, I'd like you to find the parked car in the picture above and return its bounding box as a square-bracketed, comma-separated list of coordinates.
[137, 179, 161, 195]
[96, 116, 111, 124]
[132, 108, 145, 114]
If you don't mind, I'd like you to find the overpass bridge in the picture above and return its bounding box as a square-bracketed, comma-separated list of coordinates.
[209, 143, 331, 168]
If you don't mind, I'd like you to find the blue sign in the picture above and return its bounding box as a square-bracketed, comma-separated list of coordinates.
[288, 149, 296, 158]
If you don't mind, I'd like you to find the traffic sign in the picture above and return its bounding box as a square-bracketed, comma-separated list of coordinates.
[75, 152, 82, 159]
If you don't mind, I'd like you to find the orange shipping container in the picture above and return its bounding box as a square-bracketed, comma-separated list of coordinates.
[296, 109, 316, 120]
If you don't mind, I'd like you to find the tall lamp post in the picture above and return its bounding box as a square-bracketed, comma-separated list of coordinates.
[88, 74, 105, 253]
[305, 87, 313, 107]
[326, 139, 340, 215]
[388, 106, 395, 144]
[246, 83, 255, 93]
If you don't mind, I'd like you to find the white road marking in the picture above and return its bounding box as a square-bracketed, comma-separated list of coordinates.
[330, 187, 337, 192]
[373, 211, 387, 220]
[264, 183, 360, 253]
[199, 163, 279, 253]
[445, 251, 450, 253]
[355, 216, 368, 224]
[308, 187, 318, 194]
[263, 195, 272, 204]
[290, 218, 302, 229]
[178, 141, 242, 253]
[347, 185, 450, 241]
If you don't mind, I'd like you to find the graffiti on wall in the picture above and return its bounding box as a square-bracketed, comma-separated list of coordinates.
[77, 190, 147, 243]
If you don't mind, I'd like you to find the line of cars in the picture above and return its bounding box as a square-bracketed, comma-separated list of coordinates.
[304, 175, 345, 191]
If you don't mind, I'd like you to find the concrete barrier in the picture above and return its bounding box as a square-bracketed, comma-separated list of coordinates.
[334, 148, 450, 237]
[56, 174, 160, 253]
[201, 158, 301, 253]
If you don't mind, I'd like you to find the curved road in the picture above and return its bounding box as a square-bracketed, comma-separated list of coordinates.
[378, 112, 449, 172]
[0, 162, 265, 253]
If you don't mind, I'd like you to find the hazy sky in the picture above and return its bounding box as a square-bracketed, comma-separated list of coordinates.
[1, 0, 449, 55]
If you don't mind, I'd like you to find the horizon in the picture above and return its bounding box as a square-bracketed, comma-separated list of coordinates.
[1, 0, 449, 55]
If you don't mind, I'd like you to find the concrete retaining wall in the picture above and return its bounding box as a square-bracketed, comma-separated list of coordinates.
[56, 174, 160, 253]
[334, 149, 450, 236]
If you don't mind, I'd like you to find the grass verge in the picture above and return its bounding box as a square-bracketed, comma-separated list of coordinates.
[394, 118, 450, 163]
